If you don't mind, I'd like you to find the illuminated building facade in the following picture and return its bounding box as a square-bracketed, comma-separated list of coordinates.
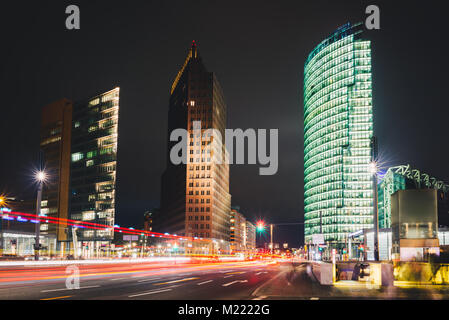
[159, 42, 231, 241]
[245, 221, 256, 251]
[230, 207, 246, 253]
[69, 88, 120, 244]
[40, 99, 72, 243]
[304, 23, 375, 247]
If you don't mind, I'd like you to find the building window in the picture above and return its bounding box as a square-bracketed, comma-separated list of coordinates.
[71, 152, 84, 162]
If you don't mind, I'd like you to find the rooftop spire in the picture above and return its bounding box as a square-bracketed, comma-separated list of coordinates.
[170, 41, 199, 94]
[191, 40, 198, 58]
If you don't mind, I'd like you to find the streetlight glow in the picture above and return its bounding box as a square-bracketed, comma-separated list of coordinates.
[35, 170, 47, 183]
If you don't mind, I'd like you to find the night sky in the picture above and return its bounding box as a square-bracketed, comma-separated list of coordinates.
[1, 1, 448, 247]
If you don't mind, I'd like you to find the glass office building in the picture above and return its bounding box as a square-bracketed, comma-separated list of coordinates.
[304, 23, 374, 247]
[70, 88, 120, 243]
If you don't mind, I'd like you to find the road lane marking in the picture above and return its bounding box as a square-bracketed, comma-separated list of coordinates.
[251, 269, 287, 298]
[224, 275, 234, 278]
[128, 288, 172, 297]
[40, 295, 72, 300]
[41, 285, 100, 293]
[222, 280, 248, 287]
[110, 278, 129, 281]
[219, 270, 235, 273]
[153, 277, 199, 286]
[252, 296, 268, 300]
[197, 280, 213, 285]
[225, 271, 246, 275]
[255, 272, 268, 275]
[310, 297, 320, 300]
[137, 277, 162, 283]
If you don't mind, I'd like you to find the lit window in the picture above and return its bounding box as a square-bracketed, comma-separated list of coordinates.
[72, 152, 84, 162]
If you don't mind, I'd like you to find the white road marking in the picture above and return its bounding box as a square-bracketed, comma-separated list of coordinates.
[41, 285, 100, 293]
[137, 277, 162, 283]
[255, 272, 268, 275]
[252, 295, 268, 300]
[110, 278, 128, 281]
[224, 275, 234, 278]
[132, 274, 149, 278]
[128, 288, 172, 297]
[219, 270, 235, 273]
[154, 277, 199, 285]
[197, 280, 213, 286]
[222, 280, 248, 287]
[310, 297, 320, 300]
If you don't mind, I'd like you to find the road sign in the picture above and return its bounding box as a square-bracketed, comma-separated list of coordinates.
[312, 234, 325, 245]
[123, 235, 138, 241]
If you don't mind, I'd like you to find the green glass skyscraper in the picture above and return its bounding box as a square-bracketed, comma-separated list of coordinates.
[304, 23, 374, 248]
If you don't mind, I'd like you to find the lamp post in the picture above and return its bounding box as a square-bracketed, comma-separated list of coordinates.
[369, 161, 380, 262]
[34, 171, 46, 261]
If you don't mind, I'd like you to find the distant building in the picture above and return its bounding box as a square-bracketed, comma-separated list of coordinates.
[158, 42, 231, 241]
[230, 207, 246, 253]
[245, 221, 256, 251]
[1, 201, 56, 257]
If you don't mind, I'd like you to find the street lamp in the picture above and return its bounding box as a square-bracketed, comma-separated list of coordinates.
[34, 170, 46, 261]
[369, 160, 380, 262]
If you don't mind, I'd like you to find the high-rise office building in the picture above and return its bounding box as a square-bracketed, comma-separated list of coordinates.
[70, 88, 120, 243]
[40, 99, 73, 242]
[40, 88, 120, 250]
[303, 23, 375, 248]
[159, 42, 231, 241]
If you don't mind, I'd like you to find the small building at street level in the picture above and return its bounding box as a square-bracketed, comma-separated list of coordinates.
[360, 165, 449, 261]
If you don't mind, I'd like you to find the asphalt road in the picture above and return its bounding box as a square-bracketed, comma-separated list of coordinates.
[1, 260, 448, 300]
[0, 259, 289, 300]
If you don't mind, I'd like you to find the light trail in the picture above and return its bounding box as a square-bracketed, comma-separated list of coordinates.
[0, 260, 274, 285]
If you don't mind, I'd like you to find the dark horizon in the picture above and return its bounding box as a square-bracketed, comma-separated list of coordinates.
[1, 0, 448, 247]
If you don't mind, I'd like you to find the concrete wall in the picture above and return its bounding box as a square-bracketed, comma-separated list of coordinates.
[309, 262, 333, 285]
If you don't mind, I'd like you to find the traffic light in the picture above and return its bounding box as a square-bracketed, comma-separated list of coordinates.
[256, 221, 265, 232]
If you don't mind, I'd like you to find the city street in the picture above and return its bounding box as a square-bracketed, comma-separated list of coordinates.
[1, 259, 448, 300]
[0, 259, 283, 300]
